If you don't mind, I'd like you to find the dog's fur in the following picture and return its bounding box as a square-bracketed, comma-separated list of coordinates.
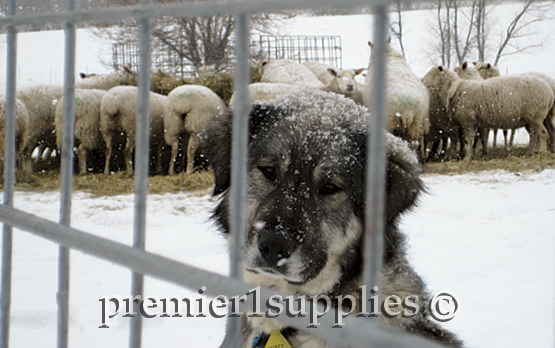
[203, 89, 462, 348]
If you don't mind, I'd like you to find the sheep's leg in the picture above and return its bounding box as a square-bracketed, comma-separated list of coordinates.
[124, 135, 134, 176]
[544, 116, 555, 152]
[462, 127, 475, 160]
[527, 121, 548, 155]
[77, 144, 88, 175]
[503, 129, 509, 150]
[509, 128, 516, 149]
[479, 128, 488, 156]
[492, 129, 498, 148]
[169, 140, 179, 175]
[186, 134, 200, 174]
[20, 144, 34, 174]
[103, 132, 113, 175]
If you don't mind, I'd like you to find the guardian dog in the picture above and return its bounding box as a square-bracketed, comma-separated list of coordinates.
[203, 89, 462, 348]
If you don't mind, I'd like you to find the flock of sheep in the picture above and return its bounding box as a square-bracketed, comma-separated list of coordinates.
[1, 39, 554, 177]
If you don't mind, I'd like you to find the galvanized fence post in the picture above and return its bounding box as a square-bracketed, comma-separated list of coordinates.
[0, 0, 18, 345]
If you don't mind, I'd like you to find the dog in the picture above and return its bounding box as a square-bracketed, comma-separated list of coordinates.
[203, 89, 463, 348]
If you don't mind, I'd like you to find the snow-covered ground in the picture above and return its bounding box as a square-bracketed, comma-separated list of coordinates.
[4, 169, 555, 347]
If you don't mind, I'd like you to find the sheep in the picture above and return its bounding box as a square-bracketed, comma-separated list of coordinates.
[473, 62, 501, 80]
[17, 84, 64, 173]
[0, 96, 29, 172]
[164, 85, 227, 175]
[422, 76, 462, 161]
[260, 59, 325, 89]
[421, 65, 553, 160]
[55, 89, 106, 175]
[228, 82, 303, 106]
[76, 66, 137, 90]
[454, 61, 483, 81]
[100, 86, 166, 175]
[262, 59, 365, 103]
[363, 40, 430, 159]
[302, 61, 365, 102]
[474, 62, 555, 152]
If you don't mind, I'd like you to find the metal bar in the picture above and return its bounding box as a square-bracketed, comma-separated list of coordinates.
[0, 205, 446, 348]
[57, 0, 77, 346]
[129, 0, 152, 345]
[226, 10, 251, 348]
[0, 0, 422, 28]
[0, 0, 17, 344]
[362, 3, 389, 292]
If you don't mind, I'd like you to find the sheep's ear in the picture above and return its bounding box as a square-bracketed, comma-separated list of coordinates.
[202, 104, 286, 195]
[438, 66, 444, 72]
[327, 68, 338, 77]
[487, 63, 491, 69]
[472, 61, 477, 66]
[387, 36, 392, 44]
[354, 68, 364, 75]
[123, 66, 132, 74]
[79, 72, 87, 79]
[367, 41, 373, 48]
[462, 61, 468, 69]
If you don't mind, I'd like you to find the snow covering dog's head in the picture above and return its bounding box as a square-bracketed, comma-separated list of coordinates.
[203, 89, 423, 296]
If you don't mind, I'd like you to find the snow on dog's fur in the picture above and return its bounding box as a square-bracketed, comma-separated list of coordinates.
[203, 89, 462, 348]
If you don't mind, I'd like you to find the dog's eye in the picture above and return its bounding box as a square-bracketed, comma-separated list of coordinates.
[319, 183, 342, 196]
[258, 166, 277, 181]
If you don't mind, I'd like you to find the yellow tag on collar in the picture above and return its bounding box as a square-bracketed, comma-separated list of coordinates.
[264, 329, 292, 348]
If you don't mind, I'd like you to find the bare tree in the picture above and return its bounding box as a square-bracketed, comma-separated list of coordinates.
[428, 0, 552, 68]
[389, 0, 406, 58]
[451, 0, 477, 65]
[492, 0, 554, 65]
[90, 0, 289, 73]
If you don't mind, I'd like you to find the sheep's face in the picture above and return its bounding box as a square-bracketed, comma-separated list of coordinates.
[328, 68, 362, 95]
[473, 62, 500, 80]
[421, 66, 457, 89]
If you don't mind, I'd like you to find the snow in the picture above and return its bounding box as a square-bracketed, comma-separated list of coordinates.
[3, 169, 554, 347]
[1, 4, 555, 347]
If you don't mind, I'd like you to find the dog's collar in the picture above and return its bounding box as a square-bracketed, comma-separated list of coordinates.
[252, 328, 297, 348]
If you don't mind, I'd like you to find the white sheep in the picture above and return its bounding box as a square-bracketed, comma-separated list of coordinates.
[55, 89, 106, 175]
[473, 62, 501, 80]
[454, 62, 483, 81]
[17, 84, 64, 173]
[76, 67, 137, 90]
[421, 65, 553, 160]
[363, 40, 430, 158]
[302, 61, 365, 103]
[260, 59, 325, 89]
[100, 86, 166, 175]
[229, 82, 303, 106]
[0, 96, 29, 172]
[474, 62, 555, 152]
[164, 85, 227, 175]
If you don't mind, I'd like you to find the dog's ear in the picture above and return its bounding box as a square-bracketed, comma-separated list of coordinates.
[353, 132, 423, 222]
[202, 104, 286, 195]
[385, 136, 424, 222]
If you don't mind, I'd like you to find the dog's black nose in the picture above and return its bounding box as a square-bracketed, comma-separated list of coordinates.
[258, 229, 294, 267]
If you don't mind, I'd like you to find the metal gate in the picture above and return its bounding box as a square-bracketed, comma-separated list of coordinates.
[2, 1, 447, 347]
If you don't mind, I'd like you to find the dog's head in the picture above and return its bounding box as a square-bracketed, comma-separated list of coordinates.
[203, 90, 423, 295]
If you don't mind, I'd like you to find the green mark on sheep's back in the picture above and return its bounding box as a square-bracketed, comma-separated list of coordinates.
[74, 98, 85, 107]
[177, 91, 195, 100]
[398, 95, 415, 109]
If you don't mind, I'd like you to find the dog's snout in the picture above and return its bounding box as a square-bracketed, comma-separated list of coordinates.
[258, 230, 294, 266]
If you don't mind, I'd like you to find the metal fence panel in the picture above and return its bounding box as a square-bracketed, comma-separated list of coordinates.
[0, 1, 473, 348]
